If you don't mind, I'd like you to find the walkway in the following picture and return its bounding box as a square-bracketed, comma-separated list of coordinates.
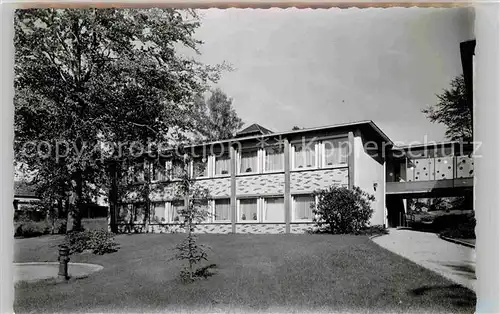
[372, 229, 476, 292]
[14, 262, 104, 284]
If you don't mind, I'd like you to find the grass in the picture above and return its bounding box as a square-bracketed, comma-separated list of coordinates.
[14, 233, 476, 313]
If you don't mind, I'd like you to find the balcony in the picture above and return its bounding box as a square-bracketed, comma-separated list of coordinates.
[386, 155, 474, 197]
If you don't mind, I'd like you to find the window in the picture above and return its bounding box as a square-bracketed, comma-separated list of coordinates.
[293, 195, 315, 221]
[215, 153, 231, 176]
[118, 204, 133, 223]
[239, 150, 258, 174]
[133, 203, 146, 223]
[323, 138, 349, 167]
[239, 199, 258, 222]
[192, 199, 211, 222]
[193, 156, 209, 178]
[152, 202, 166, 223]
[152, 161, 166, 182]
[168, 200, 184, 222]
[171, 160, 185, 179]
[129, 163, 145, 183]
[293, 142, 316, 169]
[214, 199, 231, 222]
[264, 146, 284, 172]
[264, 197, 285, 222]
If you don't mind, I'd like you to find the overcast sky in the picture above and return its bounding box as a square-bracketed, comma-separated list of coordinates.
[191, 7, 475, 144]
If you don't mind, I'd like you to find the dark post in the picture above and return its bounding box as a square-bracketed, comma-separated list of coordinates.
[58, 245, 70, 280]
[108, 161, 118, 233]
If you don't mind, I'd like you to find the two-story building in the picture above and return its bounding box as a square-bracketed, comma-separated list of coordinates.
[114, 120, 394, 234]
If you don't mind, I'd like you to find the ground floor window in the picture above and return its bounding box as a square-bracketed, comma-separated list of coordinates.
[118, 203, 146, 223]
[263, 197, 285, 222]
[214, 198, 231, 222]
[292, 195, 315, 221]
[152, 202, 166, 223]
[238, 198, 258, 222]
[168, 200, 184, 222]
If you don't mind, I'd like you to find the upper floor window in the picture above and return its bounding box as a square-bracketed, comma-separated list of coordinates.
[215, 153, 231, 176]
[169, 159, 186, 179]
[152, 160, 166, 182]
[264, 146, 284, 172]
[293, 142, 316, 169]
[323, 138, 349, 167]
[192, 156, 209, 178]
[128, 162, 145, 183]
[239, 149, 258, 174]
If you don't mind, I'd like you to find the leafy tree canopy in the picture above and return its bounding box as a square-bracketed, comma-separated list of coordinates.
[14, 8, 227, 230]
[193, 88, 244, 141]
[422, 75, 472, 142]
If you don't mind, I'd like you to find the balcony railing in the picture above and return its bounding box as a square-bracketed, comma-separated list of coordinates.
[387, 155, 474, 183]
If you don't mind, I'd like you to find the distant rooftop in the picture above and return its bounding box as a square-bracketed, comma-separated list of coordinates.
[236, 123, 273, 138]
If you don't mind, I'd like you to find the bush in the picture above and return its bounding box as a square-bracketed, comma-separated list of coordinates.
[313, 186, 375, 234]
[65, 229, 119, 255]
[14, 218, 68, 238]
[439, 213, 476, 239]
[14, 220, 51, 238]
[52, 219, 67, 234]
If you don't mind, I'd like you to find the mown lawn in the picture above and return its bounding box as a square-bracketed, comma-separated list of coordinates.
[14, 234, 476, 313]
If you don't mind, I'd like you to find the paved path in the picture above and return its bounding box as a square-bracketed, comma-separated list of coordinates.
[14, 262, 103, 284]
[372, 229, 476, 292]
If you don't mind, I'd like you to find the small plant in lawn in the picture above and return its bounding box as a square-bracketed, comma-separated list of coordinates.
[313, 185, 375, 234]
[172, 153, 215, 282]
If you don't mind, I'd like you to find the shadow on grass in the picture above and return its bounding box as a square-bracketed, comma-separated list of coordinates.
[409, 284, 476, 308]
[441, 263, 476, 280]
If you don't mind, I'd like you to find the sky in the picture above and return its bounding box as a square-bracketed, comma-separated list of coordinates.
[189, 7, 475, 145]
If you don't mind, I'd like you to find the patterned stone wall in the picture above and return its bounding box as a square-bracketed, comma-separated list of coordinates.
[114, 223, 314, 234]
[147, 177, 231, 201]
[290, 168, 348, 193]
[116, 223, 232, 234]
[236, 173, 285, 196]
[195, 178, 231, 197]
[290, 223, 315, 234]
[235, 224, 286, 234]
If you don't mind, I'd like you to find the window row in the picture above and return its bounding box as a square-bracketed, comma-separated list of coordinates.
[126, 137, 349, 183]
[150, 195, 317, 224]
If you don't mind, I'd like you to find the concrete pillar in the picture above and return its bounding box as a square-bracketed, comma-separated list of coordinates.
[230, 145, 237, 234]
[284, 138, 291, 233]
[348, 131, 355, 189]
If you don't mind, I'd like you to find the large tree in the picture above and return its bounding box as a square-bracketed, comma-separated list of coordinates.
[194, 88, 244, 141]
[422, 74, 472, 142]
[14, 8, 224, 231]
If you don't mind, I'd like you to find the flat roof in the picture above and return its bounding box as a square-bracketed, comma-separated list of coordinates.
[184, 120, 394, 148]
[392, 141, 473, 151]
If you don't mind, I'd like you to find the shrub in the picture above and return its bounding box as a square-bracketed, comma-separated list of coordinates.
[313, 186, 375, 234]
[439, 213, 476, 239]
[65, 229, 119, 255]
[14, 220, 52, 238]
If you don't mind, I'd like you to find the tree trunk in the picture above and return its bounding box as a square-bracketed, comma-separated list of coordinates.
[108, 162, 118, 233]
[66, 171, 83, 232]
[143, 161, 151, 233]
